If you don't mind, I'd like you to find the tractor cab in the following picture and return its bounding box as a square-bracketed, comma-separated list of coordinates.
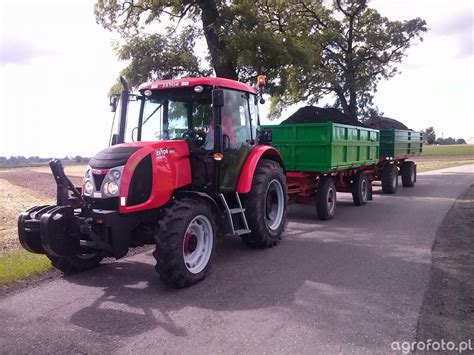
[110, 77, 260, 192]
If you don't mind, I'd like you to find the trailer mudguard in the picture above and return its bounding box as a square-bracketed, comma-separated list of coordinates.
[237, 145, 284, 194]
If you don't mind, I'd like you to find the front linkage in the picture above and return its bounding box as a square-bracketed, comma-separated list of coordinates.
[18, 160, 137, 268]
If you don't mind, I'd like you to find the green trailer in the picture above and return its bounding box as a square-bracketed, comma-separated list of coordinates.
[379, 129, 423, 159]
[259, 122, 422, 220]
[260, 122, 380, 172]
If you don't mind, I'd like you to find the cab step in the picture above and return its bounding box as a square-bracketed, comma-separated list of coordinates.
[219, 193, 251, 236]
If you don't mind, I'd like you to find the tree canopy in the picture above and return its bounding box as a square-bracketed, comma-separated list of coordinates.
[95, 0, 427, 120]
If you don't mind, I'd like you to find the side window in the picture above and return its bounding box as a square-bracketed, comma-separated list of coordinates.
[248, 95, 258, 141]
[223, 90, 250, 146]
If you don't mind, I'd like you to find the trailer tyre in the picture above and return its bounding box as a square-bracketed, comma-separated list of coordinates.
[242, 160, 288, 248]
[47, 254, 103, 274]
[381, 164, 398, 194]
[316, 176, 337, 220]
[401, 161, 416, 187]
[153, 198, 216, 288]
[351, 172, 369, 206]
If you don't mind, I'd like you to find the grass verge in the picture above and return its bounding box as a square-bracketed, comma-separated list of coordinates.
[422, 144, 474, 156]
[416, 160, 474, 173]
[0, 250, 51, 286]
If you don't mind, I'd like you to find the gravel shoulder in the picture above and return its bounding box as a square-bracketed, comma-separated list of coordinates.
[416, 184, 474, 345]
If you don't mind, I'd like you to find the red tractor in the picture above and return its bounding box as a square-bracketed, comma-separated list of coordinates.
[18, 76, 288, 288]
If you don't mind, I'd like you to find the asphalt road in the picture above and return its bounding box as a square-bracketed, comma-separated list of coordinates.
[1, 164, 473, 354]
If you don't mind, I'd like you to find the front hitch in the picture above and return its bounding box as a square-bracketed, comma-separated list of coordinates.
[18, 160, 85, 256]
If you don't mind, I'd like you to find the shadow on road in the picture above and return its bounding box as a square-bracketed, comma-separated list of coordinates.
[66, 221, 428, 348]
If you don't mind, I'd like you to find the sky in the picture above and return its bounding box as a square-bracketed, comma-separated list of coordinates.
[0, 0, 473, 158]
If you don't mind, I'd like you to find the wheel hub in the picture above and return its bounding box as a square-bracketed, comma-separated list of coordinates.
[184, 233, 198, 253]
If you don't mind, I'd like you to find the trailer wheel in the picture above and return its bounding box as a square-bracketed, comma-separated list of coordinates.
[351, 172, 369, 206]
[401, 161, 416, 187]
[242, 160, 287, 248]
[47, 254, 103, 274]
[153, 198, 216, 288]
[316, 176, 336, 220]
[381, 164, 398, 194]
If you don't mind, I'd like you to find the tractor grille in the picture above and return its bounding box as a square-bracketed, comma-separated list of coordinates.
[127, 154, 152, 206]
[93, 173, 106, 191]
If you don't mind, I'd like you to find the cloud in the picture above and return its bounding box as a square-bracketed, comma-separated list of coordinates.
[0, 35, 51, 65]
[431, 11, 474, 57]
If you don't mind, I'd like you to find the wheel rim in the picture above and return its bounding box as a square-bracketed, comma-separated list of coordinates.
[327, 186, 336, 214]
[411, 167, 415, 182]
[182, 215, 213, 274]
[361, 178, 368, 201]
[265, 179, 284, 231]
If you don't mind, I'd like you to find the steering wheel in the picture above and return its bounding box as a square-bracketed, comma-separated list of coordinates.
[182, 129, 206, 147]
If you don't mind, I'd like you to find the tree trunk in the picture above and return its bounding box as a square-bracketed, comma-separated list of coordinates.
[196, 0, 238, 80]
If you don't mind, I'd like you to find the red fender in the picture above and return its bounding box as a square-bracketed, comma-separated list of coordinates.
[237, 145, 284, 193]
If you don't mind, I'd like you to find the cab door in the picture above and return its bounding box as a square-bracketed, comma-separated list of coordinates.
[219, 89, 256, 191]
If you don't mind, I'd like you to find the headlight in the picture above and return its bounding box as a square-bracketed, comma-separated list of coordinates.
[104, 181, 119, 196]
[110, 169, 121, 180]
[84, 180, 94, 195]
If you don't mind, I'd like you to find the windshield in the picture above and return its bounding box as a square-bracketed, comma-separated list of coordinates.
[118, 86, 214, 145]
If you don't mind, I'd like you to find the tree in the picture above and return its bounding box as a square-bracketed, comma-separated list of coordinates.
[262, 0, 427, 119]
[95, 0, 427, 120]
[423, 126, 436, 145]
[456, 138, 466, 144]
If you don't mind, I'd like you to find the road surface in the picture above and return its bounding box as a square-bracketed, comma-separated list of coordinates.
[1, 164, 473, 354]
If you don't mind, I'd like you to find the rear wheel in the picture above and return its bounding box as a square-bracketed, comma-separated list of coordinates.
[242, 160, 287, 248]
[316, 176, 336, 220]
[47, 254, 103, 274]
[401, 161, 416, 187]
[153, 198, 216, 288]
[381, 164, 398, 194]
[352, 172, 369, 206]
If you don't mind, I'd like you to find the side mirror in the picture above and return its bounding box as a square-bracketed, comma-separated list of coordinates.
[110, 95, 118, 112]
[212, 89, 224, 107]
[258, 129, 272, 144]
[223, 134, 230, 152]
[111, 133, 119, 146]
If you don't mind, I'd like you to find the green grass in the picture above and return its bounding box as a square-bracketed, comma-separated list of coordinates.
[422, 144, 474, 156]
[0, 250, 51, 286]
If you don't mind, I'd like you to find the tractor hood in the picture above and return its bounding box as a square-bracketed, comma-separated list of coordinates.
[87, 140, 192, 213]
[89, 145, 141, 169]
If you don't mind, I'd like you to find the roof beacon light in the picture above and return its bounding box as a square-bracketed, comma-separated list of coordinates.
[257, 74, 266, 104]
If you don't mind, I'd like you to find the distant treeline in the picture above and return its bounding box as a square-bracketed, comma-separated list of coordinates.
[0, 156, 90, 167]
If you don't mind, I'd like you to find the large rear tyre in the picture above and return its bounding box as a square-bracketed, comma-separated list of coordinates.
[351, 171, 369, 206]
[242, 160, 287, 248]
[316, 176, 336, 220]
[381, 164, 398, 194]
[401, 161, 416, 187]
[47, 254, 103, 274]
[153, 198, 216, 288]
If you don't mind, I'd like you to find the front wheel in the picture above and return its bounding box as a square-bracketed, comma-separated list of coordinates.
[316, 176, 337, 220]
[381, 164, 398, 194]
[47, 254, 103, 274]
[154, 198, 216, 288]
[352, 172, 369, 206]
[401, 161, 416, 187]
[242, 160, 288, 248]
